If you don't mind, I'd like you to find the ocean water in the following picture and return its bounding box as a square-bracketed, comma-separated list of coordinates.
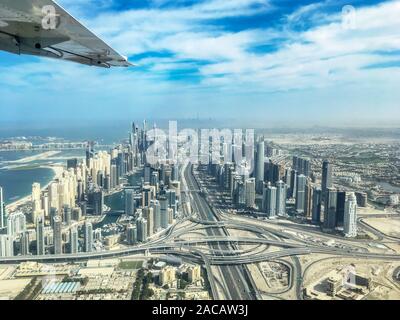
[0, 167, 54, 204]
[0, 149, 85, 205]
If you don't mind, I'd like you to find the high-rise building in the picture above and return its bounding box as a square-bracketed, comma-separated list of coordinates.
[305, 181, 313, 219]
[36, 216, 45, 255]
[159, 196, 169, 229]
[32, 183, 41, 208]
[289, 169, 297, 198]
[295, 175, 307, 214]
[125, 189, 136, 216]
[142, 185, 153, 207]
[293, 156, 311, 177]
[136, 218, 148, 242]
[312, 187, 322, 224]
[20, 231, 30, 256]
[70, 227, 79, 254]
[276, 180, 287, 216]
[126, 225, 137, 245]
[53, 216, 63, 255]
[67, 158, 78, 170]
[151, 200, 161, 232]
[63, 205, 72, 226]
[143, 207, 154, 237]
[0, 186, 6, 229]
[0, 235, 13, 257]
[111, 164, 118, 188]
[336, 191, 346, 227]
[344, 192, 358, 238]
[93, 189, 104, 215]
[255, 140, 265, 194]
[84, 222, 93, 253]
[7, 212, 26, 237]
[324, 188, 337, 230]
[263, 185, 277, 218]
[322, 160, 332, 197]
[245, 178, 256, 208]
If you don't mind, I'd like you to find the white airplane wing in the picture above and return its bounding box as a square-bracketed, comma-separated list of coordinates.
[0, 0, 133, 68]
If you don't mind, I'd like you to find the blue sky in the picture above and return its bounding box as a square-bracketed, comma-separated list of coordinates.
[1, 0, 400, 127]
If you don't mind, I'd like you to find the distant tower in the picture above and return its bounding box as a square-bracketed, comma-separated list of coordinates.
[255, 140, 265, 194]
[136, 218, 148, 242]
[295, 175, 307, 214]
[263, 185, 277, 218]
[143, 207, 154, 237]
[336, 191, 346, 227]
[312, 187, 322, 224]
[159, 196, 169, 229]
[276, 180, 287, 216]
[245, 178, 256, 208]
[289, 169, 297, 198]
[126, 225, 137, 245]
[53, 216, 62, 255]
[36, 216, 45, 255]
[70, 227, 79, 254]
[125, 189, 136, 216]
[151, 200, 161, 232]
[0, 186, 5, 229]
[324, 188, 337, 230]
[0, 235, 14, 257]
[84, 222, 93, 253]
[344, 192, 358, 237]
[322, 160, 332, 197]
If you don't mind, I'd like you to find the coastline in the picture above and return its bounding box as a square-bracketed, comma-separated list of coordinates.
[5, 164, 65, 212]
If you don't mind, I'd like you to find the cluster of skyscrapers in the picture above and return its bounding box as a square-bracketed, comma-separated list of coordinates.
[206, 137, 360, 238]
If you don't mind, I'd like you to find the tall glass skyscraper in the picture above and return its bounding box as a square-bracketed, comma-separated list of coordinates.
[322, 160, 333, 197]
[255, 140, 265, 194]
[0, 186, 5, 229]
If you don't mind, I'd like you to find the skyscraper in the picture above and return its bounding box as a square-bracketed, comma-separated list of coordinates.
[344, 192, 358, 238]
[152, 200, 161, 232]
[159, 196, 169, 229]
[245, 178, 256, 208]
[84, 222, 93, 253]
[53, 215, 62, 255]
[295, 175, 307, 214]
[322, 160, 332, 197]
[93, 189, 104, 215]
[7, 212, 26, 237]
[125, 189, 136, 216]
[289, 169, 297, 198]
[255, 140, 265, 194]
[312, 187, 322, 224]
[36, 216, 45, 255]
[70, 227, 79, 254]
[0, 235, 13, 257]
[305, 181, 313, 219]
[126, 225, 137, 245]
[63, 205, 72, 226]
[324, 188, 337, 230]
[263, 185, 277, 218]
[276, 180, 287, 216]
[143, 207, 154, 237]
[20, 231, 30, 256]
[136, 218, 148, 242]
[336, 191, 346, 227]
[0, 186, 5, 229]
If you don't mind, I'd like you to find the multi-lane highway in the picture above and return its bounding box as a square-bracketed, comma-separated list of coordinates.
[183, 163, 257, 300]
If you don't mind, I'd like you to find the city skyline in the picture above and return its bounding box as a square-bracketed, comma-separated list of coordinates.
[1, 0, 400, 125]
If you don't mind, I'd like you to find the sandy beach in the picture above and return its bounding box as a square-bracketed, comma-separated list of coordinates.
[5, 164, 65, 212]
